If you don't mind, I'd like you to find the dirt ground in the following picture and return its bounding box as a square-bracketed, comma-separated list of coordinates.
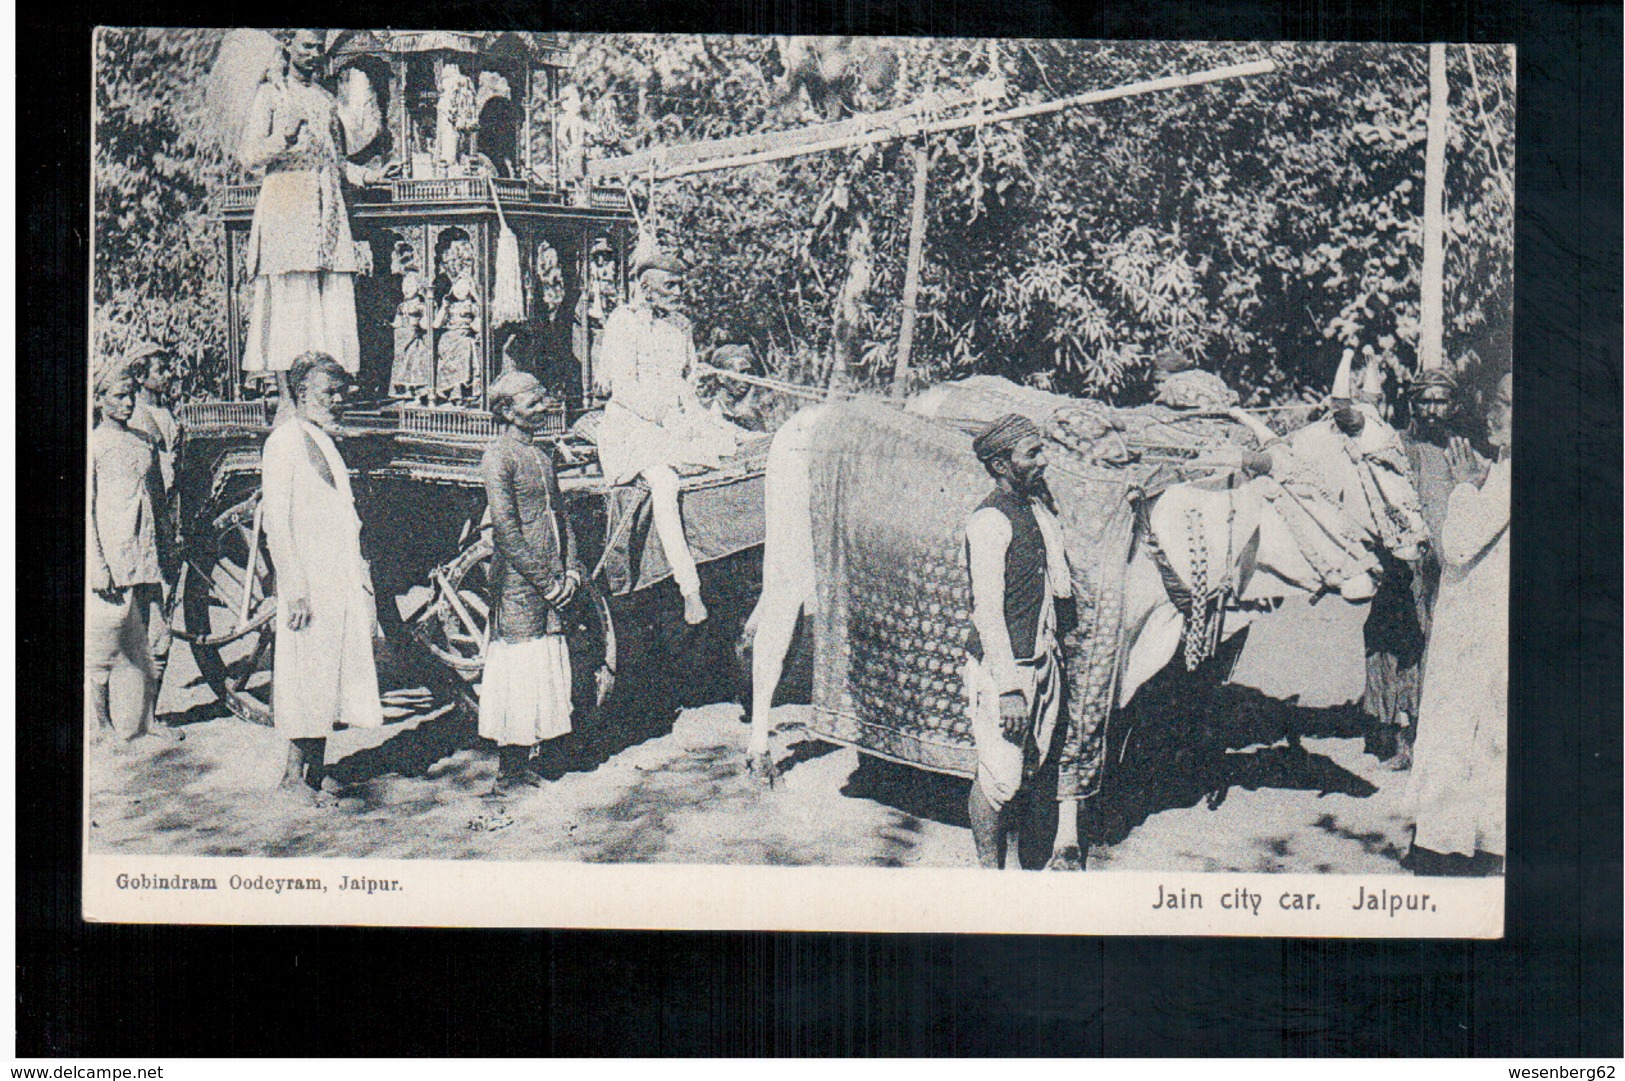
[88, 596, 1413, 873]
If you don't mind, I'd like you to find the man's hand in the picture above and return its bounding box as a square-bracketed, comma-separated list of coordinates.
[998, 691, 1028, 742]
[1446, 436, 1489, 488]
[364, 162, 403, 184]
[544, 571, 580, 609]
[280, 116, 308, 149]
[286, 597, 312, 631]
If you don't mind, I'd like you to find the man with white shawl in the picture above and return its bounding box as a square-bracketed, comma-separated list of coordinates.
[262, 352, 383, 805]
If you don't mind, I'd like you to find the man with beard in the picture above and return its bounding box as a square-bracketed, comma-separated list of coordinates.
[261, 351, 384, 805]
[237, 29, 394, 422]
[963, 414, 1073, 869]
[1363, 367, 1483, 767]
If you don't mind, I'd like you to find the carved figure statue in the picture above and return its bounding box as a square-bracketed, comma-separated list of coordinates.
[435, 272, 480, 403]
[556, 84, 598, 187]
[390, 270, 433, 401]
[436, 62, 477, 170]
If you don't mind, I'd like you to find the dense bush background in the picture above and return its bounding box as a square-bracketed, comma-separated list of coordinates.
[93, 30, 1513, 405]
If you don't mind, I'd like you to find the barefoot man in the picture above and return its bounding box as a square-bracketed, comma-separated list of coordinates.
[86, 360, 171, 747]
[593, 247, 748, 625]
[125, 342, 183, 731]
[261, 351, 383, 804]
[963, 413, 1073, 869]
[237, 28, 394, 420]
[478, 371, 583, 796]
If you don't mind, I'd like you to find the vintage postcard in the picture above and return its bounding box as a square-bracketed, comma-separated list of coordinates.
[83, 29, 1511, 935]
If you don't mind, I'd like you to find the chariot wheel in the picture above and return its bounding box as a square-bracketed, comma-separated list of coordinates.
[411, 532, 618, 715]
[173, 490, 277, 726]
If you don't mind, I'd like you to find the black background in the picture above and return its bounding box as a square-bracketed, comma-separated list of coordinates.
[19, 0, 1621, 1057]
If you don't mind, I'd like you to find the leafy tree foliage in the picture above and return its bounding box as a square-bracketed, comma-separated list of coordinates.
[94, 27, 238, 396]
[93, 30, 1512, 406]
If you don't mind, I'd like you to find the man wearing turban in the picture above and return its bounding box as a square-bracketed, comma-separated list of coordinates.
[236, 29, 394, 420]
[592, 246, 748, 625]
[962, 413, 1074, 869]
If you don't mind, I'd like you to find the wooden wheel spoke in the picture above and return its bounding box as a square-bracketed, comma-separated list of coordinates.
[211, 560, 247, 597]
[227, 634, 272, 694]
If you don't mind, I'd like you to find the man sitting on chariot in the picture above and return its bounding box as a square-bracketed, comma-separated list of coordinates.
[591, 247, 750, 625]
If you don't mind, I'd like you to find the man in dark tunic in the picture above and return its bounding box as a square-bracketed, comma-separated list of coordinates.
[1363, 367, 1478, 767]
[963, 413, 1073, 869]
[478, 371, 584, 795]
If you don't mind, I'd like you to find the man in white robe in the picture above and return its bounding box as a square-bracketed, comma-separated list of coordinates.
[262, 351, 383, 805]
[593, 250, 746, 625]
[238, 29, 392, 420]
[1407, 372, 1511, 874]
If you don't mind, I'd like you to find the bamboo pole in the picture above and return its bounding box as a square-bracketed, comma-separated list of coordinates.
[588, 85, 996, 181]
[891, 143, 932, 397]
[1419, 43, 1449, 371]
[615, 58, 1277, 182]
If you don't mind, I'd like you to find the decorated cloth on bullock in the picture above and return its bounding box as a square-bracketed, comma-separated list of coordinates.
[911, 375, 1253, 462]
[805, 397, 1189, 800]
[594, 433, 772, 595]
[920, 379, 1397, 594]
[1287, 408, 1429, 560]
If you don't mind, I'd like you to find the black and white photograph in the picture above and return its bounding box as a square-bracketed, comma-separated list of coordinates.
[83, 27, 1515, 933]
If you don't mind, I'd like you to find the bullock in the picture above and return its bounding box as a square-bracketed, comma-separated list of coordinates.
[740, 377, 1427, 868]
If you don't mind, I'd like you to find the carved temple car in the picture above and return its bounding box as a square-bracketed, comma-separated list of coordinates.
[215, 29, 636, 426]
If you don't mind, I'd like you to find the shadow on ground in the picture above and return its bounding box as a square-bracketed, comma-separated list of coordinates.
[841, 753, 972, 830]
[1091, 656, 1381, 847]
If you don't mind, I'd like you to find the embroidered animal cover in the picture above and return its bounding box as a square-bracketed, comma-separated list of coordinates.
[805, 394, 1212, 799]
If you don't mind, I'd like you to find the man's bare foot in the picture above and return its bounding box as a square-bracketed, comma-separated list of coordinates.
[277, 778, 320, 806]
[489, 773, 540, 799]
[682, 592, 709, 625]
[745, 749, 780, 788]
[1046, 845, 1086, 872]
[111, 730, 153, 755]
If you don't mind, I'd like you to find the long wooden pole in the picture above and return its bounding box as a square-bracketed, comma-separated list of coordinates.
[1419, 43, 1449, 371]
[891, 143, 932, 396]
[588, 85, 998, 181]
[620, 58, 1277, 182]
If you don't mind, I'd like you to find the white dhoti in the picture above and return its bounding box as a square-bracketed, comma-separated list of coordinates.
[85, 587, 157, 738]
[243, 272, 360, 374]
[478, 635, 573, 747]
[964, 649, 1062, 809]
